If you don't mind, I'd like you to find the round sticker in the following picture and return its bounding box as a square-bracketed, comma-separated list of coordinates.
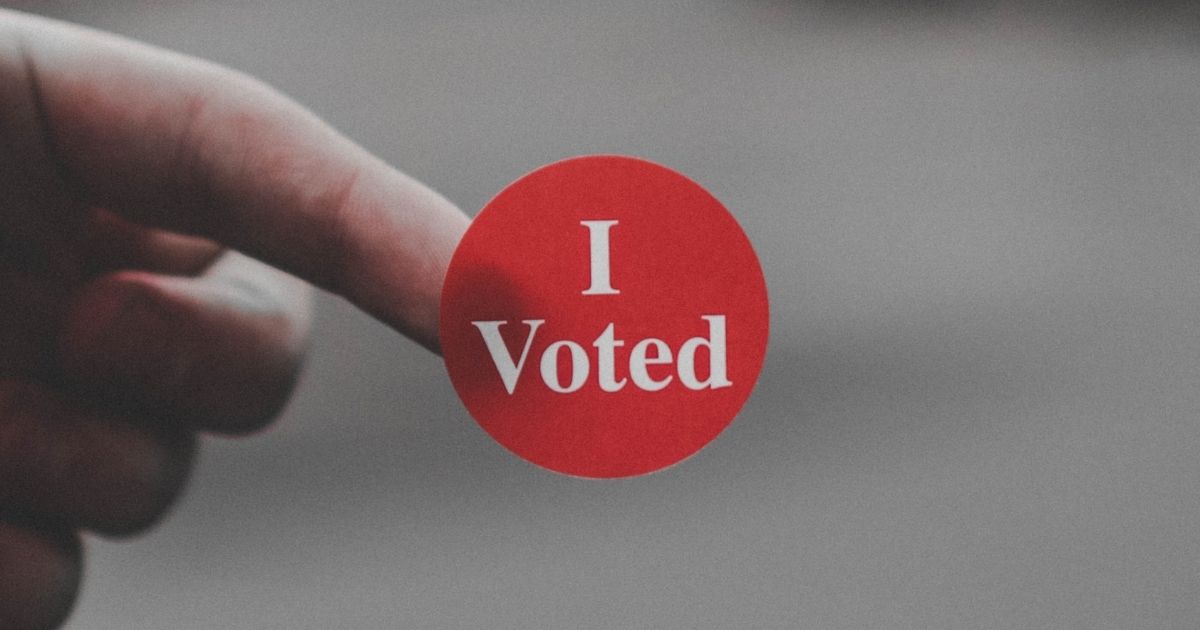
[441, 155, 768, 478]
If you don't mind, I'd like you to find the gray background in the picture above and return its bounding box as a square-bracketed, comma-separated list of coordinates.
[10, 1, 1200, 628]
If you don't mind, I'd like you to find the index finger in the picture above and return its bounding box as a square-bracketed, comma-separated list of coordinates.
[0, 9, 469, 350]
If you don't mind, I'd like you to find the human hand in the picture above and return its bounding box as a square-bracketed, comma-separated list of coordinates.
[0, 9, 468, 628]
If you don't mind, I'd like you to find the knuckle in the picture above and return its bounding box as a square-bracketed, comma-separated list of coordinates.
[87, 426, 195, 539]
[0, 382, 59, 500]
[0, 522, 80, 630]
[63, 270, 306, 434]
[195, 323, 302, 435]
[0, 379, 196, 536]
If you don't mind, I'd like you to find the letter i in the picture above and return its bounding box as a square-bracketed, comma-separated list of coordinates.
[581, 220, 619, 295]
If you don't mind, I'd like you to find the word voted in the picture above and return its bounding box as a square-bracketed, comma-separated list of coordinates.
[472, 220, 731, 395]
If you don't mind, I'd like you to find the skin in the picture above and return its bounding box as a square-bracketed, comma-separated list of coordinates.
[0, 9, 470, 629]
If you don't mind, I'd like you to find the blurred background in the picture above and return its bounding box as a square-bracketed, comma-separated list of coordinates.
[6, 1, 1200, 627]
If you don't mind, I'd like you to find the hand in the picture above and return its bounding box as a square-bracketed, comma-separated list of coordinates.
[0, 10, 468, 629]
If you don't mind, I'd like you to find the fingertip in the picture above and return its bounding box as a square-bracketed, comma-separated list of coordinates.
[336, 170, 468, 353]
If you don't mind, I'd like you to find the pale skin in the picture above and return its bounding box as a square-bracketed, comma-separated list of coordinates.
[0, 9, 470, 629]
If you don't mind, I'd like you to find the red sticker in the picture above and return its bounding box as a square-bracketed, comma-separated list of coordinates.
[441, 155, 768, 478]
